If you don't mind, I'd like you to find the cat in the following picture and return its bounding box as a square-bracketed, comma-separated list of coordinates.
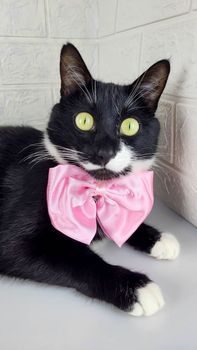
[0, 43, 180, 316]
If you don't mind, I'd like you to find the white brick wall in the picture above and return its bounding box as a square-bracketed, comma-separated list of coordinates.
[156, 100, 175, 165]
[0, 0, 197, 227]
[116, 0, 190, 31]
[0, 87, 53, 129]
[0, 1, 98, 130]
[48, 0, 98, 38]
[0, 0, 46, 37]
[99, 32, 141, 83]
[141, 16, 197, 98]
[193, 0, 197, 9]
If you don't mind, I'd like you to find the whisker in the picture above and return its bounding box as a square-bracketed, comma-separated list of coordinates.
[126, 86, 156, 110]
[124, 71, 147, 108]
[18, 142, 43, 154]
[112, 94, 121, 117]
[56, 145, 84, 155]
[124, 71, 165, 112]
[153, 167, 165, 185]
[91, 79, 97, 104]
[94, 79, 97, 104]
[20, 150, 50, 164]
[126, 106, 146, 114]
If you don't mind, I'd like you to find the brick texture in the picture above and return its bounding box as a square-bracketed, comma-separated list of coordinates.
[0, 1, 98, 132]
[0, 43, 60, 84]
[99, 33, 141, 83]
[174, 103, 197, 178]
[156, 100, 174, 165]
[141, 17, 197, 98]
[98, 0, 117, 37]
[48, 0, 98, 38]
[0, 88, 53, 129]
[193, 0, 197, 9]
[116, 0, 190, 31]
[0, 0, 46, 37]
[155, 162, 197, 227]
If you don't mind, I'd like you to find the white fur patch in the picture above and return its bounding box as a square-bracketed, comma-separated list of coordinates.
[129, 282, 165, 316]
[43, 132, 65, 164]
[105, 142, 133, 172]
[81, 162, 102, 171]
[90, 238, 107, 253]
[132, 157, 155, 173]
[150, 232, 180, 260]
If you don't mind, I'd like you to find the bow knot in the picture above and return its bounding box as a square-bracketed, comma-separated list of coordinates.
[47, 164, 154, 247]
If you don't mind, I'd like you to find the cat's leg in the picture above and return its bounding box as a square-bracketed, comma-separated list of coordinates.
[127, 223, 180, 260]
[0, 229, 164, 316]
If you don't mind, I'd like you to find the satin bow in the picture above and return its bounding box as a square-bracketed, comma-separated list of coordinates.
[47, 164, 154, 247]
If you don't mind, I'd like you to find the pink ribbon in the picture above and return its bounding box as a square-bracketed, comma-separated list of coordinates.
[47, 164, 154, 247]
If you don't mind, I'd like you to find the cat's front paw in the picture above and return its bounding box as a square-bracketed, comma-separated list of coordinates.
[129, 282, 164, 316]
[150, 232, 180, 260]
[112, 268, 164, 316]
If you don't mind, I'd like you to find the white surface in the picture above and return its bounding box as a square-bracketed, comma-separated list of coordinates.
[0, 199, 197, 350]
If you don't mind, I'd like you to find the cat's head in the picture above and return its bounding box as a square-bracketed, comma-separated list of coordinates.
[46, 43, 170, 180]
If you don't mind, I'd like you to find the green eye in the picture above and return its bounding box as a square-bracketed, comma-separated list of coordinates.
[120, 117, 140, 136]
[75, 112, 94, 131]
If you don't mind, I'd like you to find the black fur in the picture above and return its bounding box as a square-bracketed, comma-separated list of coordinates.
[0, 43, 170, 313]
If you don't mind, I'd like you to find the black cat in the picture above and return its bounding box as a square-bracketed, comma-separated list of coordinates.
[0, 43, 179, 316]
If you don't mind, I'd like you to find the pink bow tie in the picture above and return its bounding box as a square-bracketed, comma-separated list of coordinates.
[47, 164, 154, 247]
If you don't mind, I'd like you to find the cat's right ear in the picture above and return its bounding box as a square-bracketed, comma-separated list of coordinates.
[128, 60, 170, 112]
[60, 43, 92, 97]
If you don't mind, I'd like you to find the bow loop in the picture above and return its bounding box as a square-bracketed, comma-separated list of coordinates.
[67, 177, 94, 208]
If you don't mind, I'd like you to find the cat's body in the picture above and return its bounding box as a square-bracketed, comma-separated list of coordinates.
[0, 44, 180, 316]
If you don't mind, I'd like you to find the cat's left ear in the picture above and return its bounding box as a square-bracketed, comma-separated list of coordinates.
[60, 43, 92, 97]
[131, 60, 170, 111]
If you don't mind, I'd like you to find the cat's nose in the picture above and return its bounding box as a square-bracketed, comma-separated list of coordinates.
[96, 148, 115, 165]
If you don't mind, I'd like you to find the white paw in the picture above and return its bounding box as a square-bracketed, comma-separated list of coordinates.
[129, 282, 165, 316]
[150, 232, 180, 260]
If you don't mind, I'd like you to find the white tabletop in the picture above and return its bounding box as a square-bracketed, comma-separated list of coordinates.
[0, 199, 197, 350]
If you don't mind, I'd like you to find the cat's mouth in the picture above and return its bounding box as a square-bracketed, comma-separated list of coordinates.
[88, 168, 117, 180]
[88, 167, 131, 180]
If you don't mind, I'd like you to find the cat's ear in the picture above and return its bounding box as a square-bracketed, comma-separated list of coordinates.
[131, 60, 170, 111]
[60, 43, 92, 97]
